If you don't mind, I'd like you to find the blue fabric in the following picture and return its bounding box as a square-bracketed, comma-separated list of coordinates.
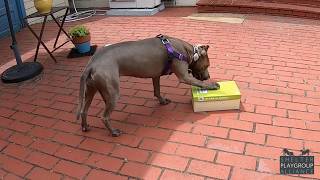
[157, 34, 188, 75]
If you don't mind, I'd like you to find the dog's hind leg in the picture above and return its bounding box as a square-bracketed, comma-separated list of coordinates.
[98, 76, 121, 137]
[81, 84, 97, 132]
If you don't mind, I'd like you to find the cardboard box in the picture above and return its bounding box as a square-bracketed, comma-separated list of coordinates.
[192, 81, 241, 112]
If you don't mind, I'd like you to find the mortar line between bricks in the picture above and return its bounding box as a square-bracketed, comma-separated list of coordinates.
[0, 109, 16, 119]
[0, 167, 25, 179]
[81, 165, 92, 180]
[117, 159, 128, 177]
[183, 158, 192, 174]
[0, 153, 34, 178]
[2, 128, 14, 141]
[226, 127, 231, 140]
[239, 117, 312, 131]
[227, 166, 234, 180]
[24, 143, 84, 168]
[204, 135, 209, 147]
[213, 150, 219, 164]
[288, 127, 292, 140]
[76, 136, 87, 149]
[234, 167, 319, 180]
[156, 168, 164, 180]
[302, 140, 306, 150]
[0, 168, 9, 177]
[57, 156, 128, 179]
[24, 164, 65, 179]
[152, 161, 211, 180]
[243, 142, 249, 157]
[189, 123, 196, 134]
[2, 99, 26, 111]
[25, 134, 120, 162]
[0, 139, 9, 152]
[140, 138, 281, 160]
[31, 122, 59, 136]
[23, 120, 317, 156]
[61, 174, 75, 180]
[304, 90, 307, 97]
[6, 121, 35, 135]
[255, 157, 260, 171]
[166, 132, 311, 150]
[263, 133, 267, 145]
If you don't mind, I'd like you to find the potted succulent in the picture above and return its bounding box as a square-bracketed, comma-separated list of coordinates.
[68, 25, 91, 54]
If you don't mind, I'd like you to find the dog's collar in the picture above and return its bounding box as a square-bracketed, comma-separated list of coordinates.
[192, 44, 202, 63]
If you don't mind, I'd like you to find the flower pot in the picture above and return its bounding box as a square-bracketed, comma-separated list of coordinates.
[72, 34, 91, 44]
[75, 41, 91, 54]
[72, 34, 91, 54]
[34, 0, 53, 14]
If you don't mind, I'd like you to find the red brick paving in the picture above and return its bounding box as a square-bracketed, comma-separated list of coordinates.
[197, 0, 320, 19]
[0, 7, 319, 180]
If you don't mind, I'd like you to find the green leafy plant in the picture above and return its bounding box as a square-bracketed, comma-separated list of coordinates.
[68, 25, 90, 38]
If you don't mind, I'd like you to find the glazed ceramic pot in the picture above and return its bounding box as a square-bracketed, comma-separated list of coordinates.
[75, 41, 91, 54]
[72, 34, 91, 54]
[72, 34, 91, 44]
[34, 0, 53, 14]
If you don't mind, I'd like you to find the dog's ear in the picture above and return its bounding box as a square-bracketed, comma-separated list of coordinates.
[201, 45, 209, 51]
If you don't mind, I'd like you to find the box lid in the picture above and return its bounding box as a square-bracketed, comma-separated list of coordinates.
[192, 81, 241, 102]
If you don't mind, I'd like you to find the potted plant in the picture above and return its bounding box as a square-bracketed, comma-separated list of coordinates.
[68, 25, 91, 54]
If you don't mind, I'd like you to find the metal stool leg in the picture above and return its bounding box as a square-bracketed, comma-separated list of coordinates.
[52, 8, 71, 49]
[33, 16, 47, 62]
[26, 17, 57, 63]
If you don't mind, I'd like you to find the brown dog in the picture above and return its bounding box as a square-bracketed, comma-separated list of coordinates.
[76, 35, 219, 137]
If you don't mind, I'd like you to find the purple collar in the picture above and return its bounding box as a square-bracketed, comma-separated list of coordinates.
[157, 34, 188, 75]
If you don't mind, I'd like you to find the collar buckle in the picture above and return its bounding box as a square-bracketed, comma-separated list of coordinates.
[161, 38, 170, 44]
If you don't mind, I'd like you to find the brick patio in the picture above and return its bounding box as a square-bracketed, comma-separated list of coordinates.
[0, 7, 320, 180]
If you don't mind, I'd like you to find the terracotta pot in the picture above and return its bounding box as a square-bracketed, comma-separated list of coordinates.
[72, 34, 91, 44]
[34, 0, 53, 14]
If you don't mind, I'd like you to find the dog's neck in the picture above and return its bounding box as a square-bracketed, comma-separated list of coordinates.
[184, 43, 199, 65]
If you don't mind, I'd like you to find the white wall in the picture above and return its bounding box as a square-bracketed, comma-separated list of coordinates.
[73, 0, 109, 9]
[175, 0, 197, 6]
[109, 0, 161, 8]
[24, 0, 69, 24]
[77, 0, 197, 8]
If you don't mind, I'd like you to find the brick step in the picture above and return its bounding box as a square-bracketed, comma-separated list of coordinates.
[197, 0, 320, 18]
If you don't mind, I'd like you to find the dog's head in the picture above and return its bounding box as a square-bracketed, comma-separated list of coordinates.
[189, 45, 211, 81]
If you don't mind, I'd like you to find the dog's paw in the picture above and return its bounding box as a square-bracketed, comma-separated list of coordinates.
[207, 82, 220, 90]
[160, 98, 171, 105]
[81, 125, 90, 132]
[111, 129, 122, 137]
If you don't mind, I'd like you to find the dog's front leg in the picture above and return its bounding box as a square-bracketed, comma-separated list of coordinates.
[180, 75, 220, 90]
[173, 63, 220, 90]
[152, 77, 171, 105]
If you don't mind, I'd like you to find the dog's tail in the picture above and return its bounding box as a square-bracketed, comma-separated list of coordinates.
[76, 67, 92, 120]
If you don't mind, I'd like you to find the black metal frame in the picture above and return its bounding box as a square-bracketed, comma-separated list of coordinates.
[24, 7, 71, 63]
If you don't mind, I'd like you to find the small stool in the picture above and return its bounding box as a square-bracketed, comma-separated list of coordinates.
[24, 6, 71, 63]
